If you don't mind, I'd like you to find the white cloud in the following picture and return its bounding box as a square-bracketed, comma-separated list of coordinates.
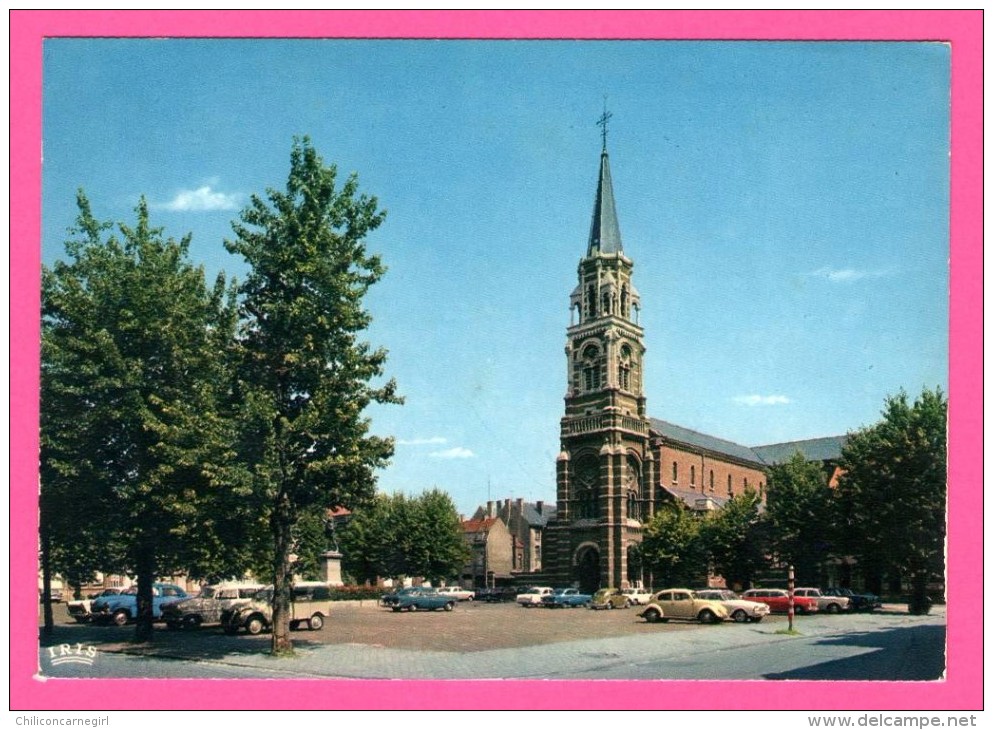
[397, 437, 448, 446]
[808, 266, 891, 283]
[429, 447, 475, 459]
[161, 185, 240, 212]
[733, 394, 791, 406]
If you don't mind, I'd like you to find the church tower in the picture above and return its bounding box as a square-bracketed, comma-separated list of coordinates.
[544, 116, 656, 593]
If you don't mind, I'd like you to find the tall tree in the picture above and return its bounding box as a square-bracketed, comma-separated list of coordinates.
[836, 388, 947, 613]
[701, 489, 768, 591]
[41, 192, 236, 641]
[764, 453, 836, 586]
[639, 503, 708, 588]
[225, 138, 400, 654]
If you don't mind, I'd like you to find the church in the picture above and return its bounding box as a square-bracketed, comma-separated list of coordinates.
[539, 122, 844, 594]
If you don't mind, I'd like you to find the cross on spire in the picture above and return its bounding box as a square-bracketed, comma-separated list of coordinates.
[597, 99, 612, 152]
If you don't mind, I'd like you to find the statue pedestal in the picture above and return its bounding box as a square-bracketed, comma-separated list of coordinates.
[321, 551, 344, 586]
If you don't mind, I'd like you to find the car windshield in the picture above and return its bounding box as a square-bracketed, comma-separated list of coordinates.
[199, 586, 217, 599]
[254, 588, 274, 603]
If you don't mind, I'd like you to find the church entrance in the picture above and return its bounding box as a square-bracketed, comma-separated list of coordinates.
[576, 546, 601, 595]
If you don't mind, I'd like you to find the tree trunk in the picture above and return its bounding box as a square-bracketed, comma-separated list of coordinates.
[270, 499, 295, 655]
[908, 571, 932, 615]
[134, 547, 156, 643]
[40, 526, 54, 636]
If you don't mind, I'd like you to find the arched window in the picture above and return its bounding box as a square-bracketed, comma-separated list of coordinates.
[574, 457, 599, 519]
[620, 285, 629, 318]
[672, 462, 678, 484]
[727, 474, 733, 496]
[690, 465, 696, 487]
[709, 470, 715, 492]
[626, 456, 641, 521]
[587, 284, 597, 318]
[618, 345, 632, 391]
[582, 344, 601, 392]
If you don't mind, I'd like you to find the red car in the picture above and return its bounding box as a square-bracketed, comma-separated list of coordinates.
[740, 588, 819, 615]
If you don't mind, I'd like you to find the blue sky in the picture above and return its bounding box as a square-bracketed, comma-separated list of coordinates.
[42, 40, 949, 516]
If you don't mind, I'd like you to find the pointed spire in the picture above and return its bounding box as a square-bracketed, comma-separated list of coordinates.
[587, 148, 623, 256]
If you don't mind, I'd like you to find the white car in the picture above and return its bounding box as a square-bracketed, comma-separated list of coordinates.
[437, 586, 475, 601]
[794, 587, 850, 614]
[516, 586, 553, 607]
[694, 589, 771, 623]
[620, 587, 652, 606]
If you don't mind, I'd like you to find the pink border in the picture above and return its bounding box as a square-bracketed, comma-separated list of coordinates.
[11, 10, 982, 710]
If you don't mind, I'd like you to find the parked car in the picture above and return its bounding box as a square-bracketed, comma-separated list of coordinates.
[821, 587, 882, 612]
[589, 588, 630, 610]
[380, 587, 456, 612]
[638, 588, 729, 624]
[162, 582, 265, 629]
[437, 586, 475, 601]
[516, 586, 554, 607]
[619, 587, 653, 606]
[67, 587, 128, 623]
[693, 589, 771, 623]
[91, 583, 190, 626]
[222, 582, 332, 634]
[541, 588, 592, 608]
[740, 588, 819, 615]
[794, 587, 849, 614]
[474, 587, 516, 603]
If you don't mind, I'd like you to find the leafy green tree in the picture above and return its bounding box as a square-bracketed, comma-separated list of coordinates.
[225, 139, 401, 654]
[640, 503, 708, 587]
[836, 388, 947, 613]
[701, 489, 768, 590]
[41, 192, 237, 641]
[765, 453, 836, 586]
[340, 490, 469, 585]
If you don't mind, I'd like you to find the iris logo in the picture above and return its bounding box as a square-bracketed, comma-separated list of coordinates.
[46, 643, 97, 666]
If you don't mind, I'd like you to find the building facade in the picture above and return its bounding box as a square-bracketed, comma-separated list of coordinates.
[472, 498, 556, 574]
[541, 134, 845, 594]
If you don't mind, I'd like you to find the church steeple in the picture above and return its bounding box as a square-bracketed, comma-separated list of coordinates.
[586, 150, 623, 257]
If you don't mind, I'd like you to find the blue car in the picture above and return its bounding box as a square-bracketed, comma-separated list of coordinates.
[91, 583, 190, 626]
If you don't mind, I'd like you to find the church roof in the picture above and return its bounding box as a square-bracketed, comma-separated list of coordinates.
[752, 436, 847, 465]
[650, 418, 765, 465]
[587, 151, 623, 256]
[650, 418, 846, 466]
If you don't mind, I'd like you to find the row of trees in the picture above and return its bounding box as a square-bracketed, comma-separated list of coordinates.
[638, 388, 946, 614]
[41, 139, 402, 653]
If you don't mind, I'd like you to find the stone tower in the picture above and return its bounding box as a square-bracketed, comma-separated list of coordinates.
[543, 132, 656, 593]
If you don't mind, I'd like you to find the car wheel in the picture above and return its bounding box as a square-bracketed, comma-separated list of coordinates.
[184, 615, 201, 630]
[408, 603, 417, 612]
[391, 606, 401, 612]
[749, 616, 764, 623]
[466, 596, 473, 602]
[245, 615, 265, 635]
[309, 614, 324, 631]
[731, 609, 749, 623]
[444, 602, 454, 612]
[607, 601, 615, 610]
[826, 603, 841, 614]
[699, 609, 719, 624]
[643, 608, 663, 624]
[112, 610, 129, 627]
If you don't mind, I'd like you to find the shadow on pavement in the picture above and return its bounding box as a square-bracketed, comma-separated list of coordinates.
[763, 624, 946, 681]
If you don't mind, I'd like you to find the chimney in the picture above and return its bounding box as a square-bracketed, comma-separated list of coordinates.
[516, 497, 524, 514]
[487, 501, 495, 518]
[536, 500, 544, 515]
[504, 498, 511, 511]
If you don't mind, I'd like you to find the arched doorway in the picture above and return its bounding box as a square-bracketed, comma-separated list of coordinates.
[576, 546, 601, 594]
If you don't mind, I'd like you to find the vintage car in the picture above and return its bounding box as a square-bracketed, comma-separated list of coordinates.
[541, 588, 592, 608]
[693, 589, 771, 623]
[821, 587, 881, 612]
[436, 586, 475, 601]
[638, 588, 729, 624]
[740, 588, 819, 614]
[222, 582, 332, 634]
[162, 582, 265, 629]
[794, 587, 850, 614]
[589, 588, 630, 610]
[90, 583, 190, 626]
[516, 586, 554, 607]
[67, 587, 127, 623]
[380, 587, 456, 612]
[474, 587, 516, 603]
[619, 587, 653, 606]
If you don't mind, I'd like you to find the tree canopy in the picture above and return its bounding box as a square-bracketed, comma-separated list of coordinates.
[41, 193, 237, 640]
[225, 138, 401, 653]
[835, 388, 947, 612]
[700, 489, 767, 591]
[639, 502, 708, 587]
